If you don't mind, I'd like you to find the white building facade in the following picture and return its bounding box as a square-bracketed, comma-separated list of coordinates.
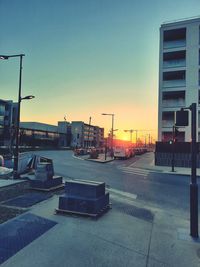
[158, 17, 200, 142]
[71, 121, 104, 148]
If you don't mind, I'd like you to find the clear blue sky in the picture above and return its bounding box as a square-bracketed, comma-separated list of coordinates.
[0, 0, 199, 140]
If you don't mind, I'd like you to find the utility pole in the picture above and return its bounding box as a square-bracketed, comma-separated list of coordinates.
[171, 125, 175, 172]
[176, 104, 198, 238]
[87, 116, 91, 148]
[190, 103, 198, 238]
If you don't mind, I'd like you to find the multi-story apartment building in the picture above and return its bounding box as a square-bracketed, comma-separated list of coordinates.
[0, 99, 18, 147]
[71, 121, 104, 148]
[158, 17, 200, 142]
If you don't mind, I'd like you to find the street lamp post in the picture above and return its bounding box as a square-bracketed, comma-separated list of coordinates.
[124, 129, 134, 144]
[124, 129, 138, 146]
[101, 113, 115, 157]
[0, 54, 34, 178]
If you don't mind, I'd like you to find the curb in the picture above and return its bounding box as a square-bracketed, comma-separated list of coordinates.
[72, 154, 114, 163]
[85, 158, 114, 163]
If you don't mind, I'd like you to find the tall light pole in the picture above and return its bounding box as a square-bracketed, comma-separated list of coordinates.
[124, 129, 138, 146]
[0, 54, 34, 178]
[124, 129, 134, 144]
[101, 113, 115, 157]
[87, 116, 91, 148]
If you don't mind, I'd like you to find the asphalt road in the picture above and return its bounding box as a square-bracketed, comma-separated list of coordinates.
[32, 150, 196, 219]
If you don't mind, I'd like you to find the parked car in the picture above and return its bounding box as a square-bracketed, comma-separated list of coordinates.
[114, 146, 132, 159]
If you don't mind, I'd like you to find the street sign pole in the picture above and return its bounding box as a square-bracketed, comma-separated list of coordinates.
[190, 103, 199, 238]
[176, 105, 199, 238]
[171, 125, 175, 172]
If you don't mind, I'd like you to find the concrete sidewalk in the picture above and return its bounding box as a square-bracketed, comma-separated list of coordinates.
[1, 152, 200, 267]
[132, 152, 200, 176]
[1, 186, 199, 267]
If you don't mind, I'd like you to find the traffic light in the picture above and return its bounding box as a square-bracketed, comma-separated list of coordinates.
[175, 127, 179, 137]
[169, 140, 173, 145]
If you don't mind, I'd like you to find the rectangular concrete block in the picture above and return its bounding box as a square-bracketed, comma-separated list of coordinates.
[65, 180, 105, 199]
[35, 162, 54, 181]
[58, 192, 109, 214]
[31, 176, 62, 189]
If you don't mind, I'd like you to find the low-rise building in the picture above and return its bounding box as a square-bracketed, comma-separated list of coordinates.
[71, 121, 104, 148]
[19, 122, 60, 147]
[0, 98, 104, 149]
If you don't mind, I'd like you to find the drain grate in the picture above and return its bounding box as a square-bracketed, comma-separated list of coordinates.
[112, 201, 154, 222]
[2, 192, 53, 208]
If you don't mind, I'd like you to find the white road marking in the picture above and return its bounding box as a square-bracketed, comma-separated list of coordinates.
[117, 166, 151, 177]
[108, 188, 137, 200]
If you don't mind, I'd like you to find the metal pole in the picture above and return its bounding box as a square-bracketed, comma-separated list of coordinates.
[171, 125, 175, 172]
[13, 55, 23, 179]
[190, 103, 198, 238]
[135, 130, 138, 147]
[87, 116, 91, 148]
[111, 114, 114, 157]
[105, 138, 107, 160]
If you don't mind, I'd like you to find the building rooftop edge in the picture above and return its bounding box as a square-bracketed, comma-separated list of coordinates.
[20, 121, 57, 127]
[161, 15, 200, 27]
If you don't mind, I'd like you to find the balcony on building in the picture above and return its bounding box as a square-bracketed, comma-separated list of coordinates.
[0, 104, 5, 117]
[163, 50, 186, 68]
[162, 90, 185, 108]
[199, 69, 200, 86]
[163, 70, 186, 87]
[162, 111, 174, 128]
[163, 28, 186, 49]
[199, 49, 200, 65]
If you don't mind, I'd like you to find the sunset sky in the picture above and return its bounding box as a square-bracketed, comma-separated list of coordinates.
[0, 0, 199, 141]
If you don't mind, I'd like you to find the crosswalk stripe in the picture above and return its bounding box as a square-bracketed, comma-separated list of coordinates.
[118, 166, 149, 173]
[118, 166, 153, 172]
[121, 170, 148, 176]
[117, 166, 150, 177]
[108, 188, 137, 200]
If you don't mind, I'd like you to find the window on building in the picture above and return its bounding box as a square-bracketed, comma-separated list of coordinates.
[163, 70, 186, 87]
[162, 111, 175, 128]
[163, 70, 185, 80]
[163, 50, 186, 68]
[0, 105, 5, 115]
[163, 28, 186, 48]
[199, 70, 200, 86]
[198, 111, 200, 128]
[199, 26, 200, 45]
[199, 90, 200, 105]
[199, 49, 200, 65]
[162, 91, 185, 107]
[0, 116, 4, 126]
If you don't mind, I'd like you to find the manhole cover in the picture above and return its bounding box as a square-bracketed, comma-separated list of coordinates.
[113, 201, 154, 222]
